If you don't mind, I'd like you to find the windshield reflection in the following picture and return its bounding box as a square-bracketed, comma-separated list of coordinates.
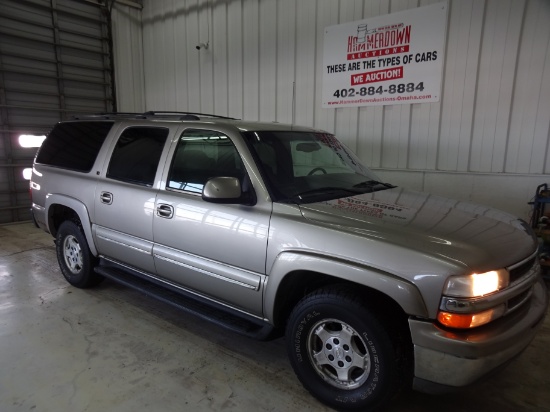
[242, 130, 392, 203]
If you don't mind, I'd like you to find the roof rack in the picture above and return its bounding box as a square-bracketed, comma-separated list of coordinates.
[71, 111, 238, 121]
[143, 111, 237, 120]
[71, 112, 146, 120]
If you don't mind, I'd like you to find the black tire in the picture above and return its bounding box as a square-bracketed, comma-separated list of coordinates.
[56, 220, 102, 288]
[286, 286, 406, 411]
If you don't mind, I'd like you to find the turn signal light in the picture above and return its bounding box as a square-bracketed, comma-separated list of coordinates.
[437, 305, 506, 329]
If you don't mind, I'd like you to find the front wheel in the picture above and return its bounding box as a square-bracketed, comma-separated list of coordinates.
[286, 287, 405, 411]
[56, 220, 102, 288]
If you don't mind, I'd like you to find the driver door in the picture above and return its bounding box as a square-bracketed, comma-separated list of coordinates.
[152, 128, 271, 316]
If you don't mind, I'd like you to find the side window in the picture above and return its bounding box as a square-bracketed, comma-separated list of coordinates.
[107, 127, 168, 186]
[167, 129, 244, 193]
[35, 121, 114, 172]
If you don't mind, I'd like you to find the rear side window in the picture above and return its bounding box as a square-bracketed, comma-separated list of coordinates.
[107, 127, 169, 186]
[35, 121, 114, 172]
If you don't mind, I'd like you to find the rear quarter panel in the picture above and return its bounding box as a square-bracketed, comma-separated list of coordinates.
[30, 123, 123, 237]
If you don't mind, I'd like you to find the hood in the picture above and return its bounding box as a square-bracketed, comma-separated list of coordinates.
[298, 187, 537, 272]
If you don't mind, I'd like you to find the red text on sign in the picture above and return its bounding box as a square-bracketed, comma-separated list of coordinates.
[350, 67, 404, 85]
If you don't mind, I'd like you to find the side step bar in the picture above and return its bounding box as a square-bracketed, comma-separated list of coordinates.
[94, 260, 276, 341]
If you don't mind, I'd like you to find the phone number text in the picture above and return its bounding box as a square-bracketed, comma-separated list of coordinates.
[332, 82, 425, 99]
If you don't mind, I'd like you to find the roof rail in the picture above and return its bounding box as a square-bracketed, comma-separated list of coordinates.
[71, 111, 238, 121]
[143, 111, 238, 120]
[71, 112, 146, 120]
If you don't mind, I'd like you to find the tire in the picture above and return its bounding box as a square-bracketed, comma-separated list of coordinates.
[286, 286, 406, 411]
[56, 220, 102, 288]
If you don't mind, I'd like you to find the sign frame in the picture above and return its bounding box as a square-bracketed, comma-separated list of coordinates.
[322, 1, 448, 108]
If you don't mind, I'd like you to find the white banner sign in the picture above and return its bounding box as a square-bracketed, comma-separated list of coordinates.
[322, 1, 447, 108]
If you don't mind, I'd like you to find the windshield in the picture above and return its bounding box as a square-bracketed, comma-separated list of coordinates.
[242, 131, 394, 203]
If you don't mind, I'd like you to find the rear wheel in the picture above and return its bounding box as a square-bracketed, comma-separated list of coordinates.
[56, 220, 102, 288]
[286, 287, 406, 411]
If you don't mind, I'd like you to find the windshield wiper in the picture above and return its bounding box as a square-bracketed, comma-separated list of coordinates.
[291, 187, 366, 203]
[353, 180, 395, 189]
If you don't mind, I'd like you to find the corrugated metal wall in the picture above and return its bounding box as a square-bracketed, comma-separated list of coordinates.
[112, 0, 550, 219]
[0, 0, 114, 223]
[112, 1, 144, 112]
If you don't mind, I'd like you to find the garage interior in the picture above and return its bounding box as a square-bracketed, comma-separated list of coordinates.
[1, 0, 549, 411]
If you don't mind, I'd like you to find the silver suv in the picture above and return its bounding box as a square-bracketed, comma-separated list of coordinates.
[31, 112, 548, 410]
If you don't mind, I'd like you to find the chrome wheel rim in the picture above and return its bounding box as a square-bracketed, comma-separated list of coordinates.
[63, 235, 83, 274]
[307, 318, 371, 390]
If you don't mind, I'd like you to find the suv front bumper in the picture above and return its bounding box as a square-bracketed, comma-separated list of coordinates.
[410, 275, 548, 391]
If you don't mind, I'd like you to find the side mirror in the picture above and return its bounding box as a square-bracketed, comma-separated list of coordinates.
[202, 177, 255, 205]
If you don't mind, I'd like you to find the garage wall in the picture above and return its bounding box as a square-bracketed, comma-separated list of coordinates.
[112, 0, 550, 220]
[111, 2, 144, 112]
[0, 0, 114, 223]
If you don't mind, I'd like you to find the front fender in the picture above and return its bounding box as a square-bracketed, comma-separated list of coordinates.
[263, 251, 429, 321]
[45, 193, 98, 256]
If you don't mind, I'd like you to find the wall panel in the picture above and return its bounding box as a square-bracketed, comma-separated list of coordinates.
[258, 0, 277, 121]
[275, 0, 295, 124]
[173, 0, 190, 110]
[186, 0, 203, 112]
[136, 0, 148, 106]
[0, 0, 114, 223]
[313, 0, 338, 134]
[506, 0, 550, 174]
[113, 0, 550, 219]
[242, 0, 259, 120]
[294, 0, 317, 127]
[227, 0, 244, 119]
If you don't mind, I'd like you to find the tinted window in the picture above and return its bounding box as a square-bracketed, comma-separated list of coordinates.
[35, 121, 113, 172]
[107, 127, 168, 186]
[167, 129, 244, 193]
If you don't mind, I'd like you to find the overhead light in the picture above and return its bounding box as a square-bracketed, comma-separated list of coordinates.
[19, 134, 46, 148]
[22, 168, 33, 180]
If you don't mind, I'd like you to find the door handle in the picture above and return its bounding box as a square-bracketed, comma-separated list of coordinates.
[100, 191, 113, 205]
[156, 204, 174, 219]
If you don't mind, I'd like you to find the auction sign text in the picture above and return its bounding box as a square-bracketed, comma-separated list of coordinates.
[322, 1, 447, 107]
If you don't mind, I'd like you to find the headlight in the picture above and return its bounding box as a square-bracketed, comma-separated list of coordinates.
[437, 269, 510, 329]
[443, 269, 509, 298]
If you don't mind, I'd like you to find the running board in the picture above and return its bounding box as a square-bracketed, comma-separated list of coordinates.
[94, 261, 276, 341]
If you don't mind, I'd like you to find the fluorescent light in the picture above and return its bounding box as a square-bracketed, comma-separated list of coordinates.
[19, 134, 46, 148]
[22, 168, 33, 180]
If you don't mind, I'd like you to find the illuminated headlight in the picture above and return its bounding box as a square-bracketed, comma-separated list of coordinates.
[443, 269, 509, 298]
[437, 269, 510, 329]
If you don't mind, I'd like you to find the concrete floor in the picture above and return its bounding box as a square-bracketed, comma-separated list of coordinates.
[1, 222, 549, 412]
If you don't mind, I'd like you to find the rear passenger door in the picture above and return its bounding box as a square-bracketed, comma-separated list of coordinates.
[152, 128, 271, 316]
[93, 125, 172, 272]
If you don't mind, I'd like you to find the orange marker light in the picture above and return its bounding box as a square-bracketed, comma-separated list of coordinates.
[437, 306, 504, 329]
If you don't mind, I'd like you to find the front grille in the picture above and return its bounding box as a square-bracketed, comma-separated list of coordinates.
[508, 255, 537, 284]
[502, 252, 539, 317]
[507, 289, 531, 312]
